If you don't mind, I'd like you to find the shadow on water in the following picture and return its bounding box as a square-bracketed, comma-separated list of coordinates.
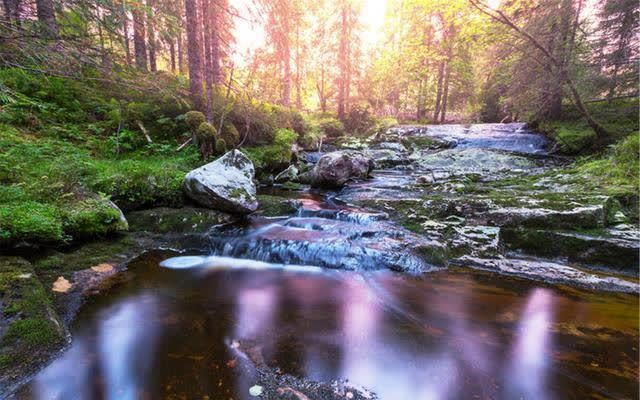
[16, 252, 639, 400]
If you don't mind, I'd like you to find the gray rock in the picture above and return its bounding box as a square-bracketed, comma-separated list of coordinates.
[274, 164, 299, 183]
[456, 256, 639, 293]
[300, 150, 374, 188]
[373, 141, 407, 152]
[416, 148, 537, 174]
[183, 150, 258, 214]
[365, 148, 408, 168]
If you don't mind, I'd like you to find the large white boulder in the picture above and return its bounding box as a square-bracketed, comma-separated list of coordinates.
[183, 150, 258, 214]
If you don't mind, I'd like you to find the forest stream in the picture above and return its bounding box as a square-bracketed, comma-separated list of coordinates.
[13, 124, 639, 400]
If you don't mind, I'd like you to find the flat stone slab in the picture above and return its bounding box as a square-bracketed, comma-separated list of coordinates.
[456, 256, 639, 293]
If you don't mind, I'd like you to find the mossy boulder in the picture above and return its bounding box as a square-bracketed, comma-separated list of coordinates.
[183, 150, 258, 214]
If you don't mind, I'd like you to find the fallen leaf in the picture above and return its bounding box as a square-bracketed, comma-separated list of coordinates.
[226, 359, 237, 368]
[52, 276, 72, 293]
[91, 263, 114, 273]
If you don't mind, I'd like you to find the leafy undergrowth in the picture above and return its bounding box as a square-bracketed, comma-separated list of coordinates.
[0, 124, 197, 248]
[535, 98, 638, 154]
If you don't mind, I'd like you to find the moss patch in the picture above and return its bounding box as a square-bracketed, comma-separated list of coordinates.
[0, 257, 65, 378]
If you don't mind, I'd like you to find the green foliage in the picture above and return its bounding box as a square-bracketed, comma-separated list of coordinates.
[215, 138, 227, 154]
[196, 121, 217, 140]
[185, 111, 206, 131]
[220, 121, 240, 147]
[535, 98, 639, 154]
[312, 115, 345, 139]
[342, 105, 375, 135]
[243, 128, 298, 172]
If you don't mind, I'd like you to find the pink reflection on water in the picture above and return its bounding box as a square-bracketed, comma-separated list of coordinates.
[505, 288, 554, 399]
[337, 276, 461, 400]
[32, 293, 161, 400]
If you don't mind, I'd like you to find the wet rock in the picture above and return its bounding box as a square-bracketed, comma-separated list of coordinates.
[364, 148, 408, 168]
[502, 227, 640, 272]
[275, 164, 299, 183]
[257, 195, 300, 217]
[299, 151, 374, 188]
[485, 204, 606, 229]
[128, 207, 234, 234]
[456, 256, 639, 293]
[372, 141, 407, 152]
[230, 339, 378, 400]
[416, 148, 537, 175]
[183, 150, 258, 214]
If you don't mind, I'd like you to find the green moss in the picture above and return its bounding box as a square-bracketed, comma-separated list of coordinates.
[0, 257, 65, 373]
[220, 121, 240, 147]
[215, 138, 227, 154]
[0, 202, 65, 247]
[281, 181, 303, 190]
[185, 111, 206, 131]
[63, 197, 128, 238]
[257, 195, 298, 217]
[242, 128, 298, 172]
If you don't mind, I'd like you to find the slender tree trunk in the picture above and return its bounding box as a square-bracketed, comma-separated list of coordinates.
[169, 40, 176, 72]
[147, 0, 157, 72]
[3, 0, 21, 27]
[178, 29, 185, 74]
[337, 2, 347, 119]
[295, 21, 302, 109]
[440, 61, 451, 123]
[122, 0, 132, 65]
[433, 61, 444, 121]
[184, 0, 204, 109]
[35, 0, 58, 38]
[211, 0, 222, 84]
[132, 4, 148, 70]
[282, 8, 291, 106]
[202, 0, 214, 121]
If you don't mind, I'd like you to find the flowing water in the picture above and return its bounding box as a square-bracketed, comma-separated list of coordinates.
[15, 124, 639, 400]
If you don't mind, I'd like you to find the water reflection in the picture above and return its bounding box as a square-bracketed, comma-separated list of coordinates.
[31, 293, 161, 400]
[17, 257, 639, 400]
[504, 288, 553, 399]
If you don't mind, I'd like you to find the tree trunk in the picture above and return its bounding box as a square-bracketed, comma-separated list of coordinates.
[281, 8, 291, 107]
[169, 40, 176, 72]
[178, 30, 185, 75]
[202, 0, 214, 121]
[210, 0, 222, 84]
[132, 4, 148, 70]
[337, 2, 347, 119]
[35, 0, 58, 38]
[184, 0, 204, 109]
[3, 0, 21, 27]
[122, 0, 131, 65]
[440, 61, 451, 123]
[147, 0, 157, 72]
[433, 61, 444, 122]
[295, 21, 302, 109]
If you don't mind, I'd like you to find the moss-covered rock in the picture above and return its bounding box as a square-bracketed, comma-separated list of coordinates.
[0, 257, 66, 392]
[256, 194, 299, 217]
[127, 207, 234, 234]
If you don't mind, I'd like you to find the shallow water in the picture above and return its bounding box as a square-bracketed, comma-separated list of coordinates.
[413, 123, 550, 154]
[17, 253, 639, 400]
